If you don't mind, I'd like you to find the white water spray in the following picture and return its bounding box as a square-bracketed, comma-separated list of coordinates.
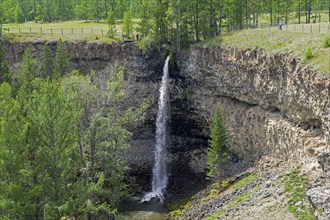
[141, 56, 170, 203]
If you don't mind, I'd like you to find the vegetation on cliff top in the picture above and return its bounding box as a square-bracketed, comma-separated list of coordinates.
[203, 29, 330, 75]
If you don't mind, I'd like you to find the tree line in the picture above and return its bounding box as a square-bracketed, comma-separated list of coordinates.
[0, 0, 329, 50]
[0, 0, 330, 37]
[0, 42, 147, 219]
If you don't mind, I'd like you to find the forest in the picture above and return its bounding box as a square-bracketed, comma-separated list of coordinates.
[1, 0, 330, 49]
[0, 41, 147, 219]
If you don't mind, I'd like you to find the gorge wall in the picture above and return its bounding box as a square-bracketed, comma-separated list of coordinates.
[2, 41, 329, 195]
[176, 46, 329, 165]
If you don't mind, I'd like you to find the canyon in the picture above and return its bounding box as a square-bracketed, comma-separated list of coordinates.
[1, 40, 329, 219]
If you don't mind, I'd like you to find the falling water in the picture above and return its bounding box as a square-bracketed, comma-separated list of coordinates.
[141, 56, 170, 203]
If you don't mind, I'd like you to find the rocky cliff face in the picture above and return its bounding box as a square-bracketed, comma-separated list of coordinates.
[176, 46, 329, 164]
[2, 41, 329, 204]
[175, 46, 330, 219]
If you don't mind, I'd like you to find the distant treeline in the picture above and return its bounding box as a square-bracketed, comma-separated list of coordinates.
[1, 0, 330, 48]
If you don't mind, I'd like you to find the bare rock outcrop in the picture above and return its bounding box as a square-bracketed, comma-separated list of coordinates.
[177, 46, 329, 163]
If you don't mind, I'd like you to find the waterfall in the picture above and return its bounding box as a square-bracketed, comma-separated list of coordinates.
[141, 56, 170, 203]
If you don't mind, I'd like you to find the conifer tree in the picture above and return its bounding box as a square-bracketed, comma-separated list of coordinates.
[207, 105, 229, 183]
[0, 46, 11, 84]
[53, 39, 72, 78]
[107, 9, 117, 38]
[40, 44, 54, 78]
[0, 83, 29, 219]
[14, 2, 24, 23]
[27, 79, 79, 219]
[122, 11, 133, 38]
[15, 48, 38, 99]
[136, 0, 152, 38]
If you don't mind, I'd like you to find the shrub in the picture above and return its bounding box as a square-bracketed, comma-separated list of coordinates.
[304, 48, 314, 60]
[137, 36, 154, 55]
[323, 36, 330, 48]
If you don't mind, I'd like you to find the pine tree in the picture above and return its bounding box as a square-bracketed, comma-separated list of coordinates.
[14, 2, 24, 23]
[122, 11, 133, 38]
[107, 9, 117, 38]
[53, 39, 72, 78]
[0, 83, 29, 219]
[40, 44, 54, 78]
[15, 48, 38, 99]
[136, 0, 152, 38]
[0, 46, 11, 84]
[61, 68, 147, 218]
[27, 79, 79, 219]
[207, 105, 229, 183]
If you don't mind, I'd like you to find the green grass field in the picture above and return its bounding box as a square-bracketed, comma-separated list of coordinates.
[2, 20, 139, 43]
[203, 27, 330, 75]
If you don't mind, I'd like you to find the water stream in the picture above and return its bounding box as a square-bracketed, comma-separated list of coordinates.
[141, 56, 170, 203]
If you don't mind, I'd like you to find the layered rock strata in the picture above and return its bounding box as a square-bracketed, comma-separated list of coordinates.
[177, 46, 329, 163]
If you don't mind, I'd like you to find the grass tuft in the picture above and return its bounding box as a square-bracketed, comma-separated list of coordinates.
[205, 185, 260, 220]
[323, 36, 330, 48]
[304, 48, 314, 60]
[280, 168, 316, 220]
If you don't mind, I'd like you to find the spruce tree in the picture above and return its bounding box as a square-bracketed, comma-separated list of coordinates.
[40, 44, 54, 78]
[207, 105, 229, 182]
[107, 10, 117, 38]
[27, 79, 79, 219]
[136, 0, 152, 38]
[15, 48, 38, 99]
[14, 3, 24, 23]
[0, 46, 11, 84]
[0, 83, 29, 219]
[53, 39, 72, 78]
[122, 11, 133, 38]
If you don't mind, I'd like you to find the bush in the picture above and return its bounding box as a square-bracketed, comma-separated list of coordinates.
[304, 48, 314, 60]
[323, 37, 330, 48]
[137, 36, 154, 55]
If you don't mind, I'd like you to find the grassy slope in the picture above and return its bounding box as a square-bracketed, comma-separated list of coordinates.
[203, 28, 330, 75]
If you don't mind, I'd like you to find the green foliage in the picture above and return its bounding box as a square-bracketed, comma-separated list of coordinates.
[323, 36, 330, 48]
[233, 173, 260, 190]
[0, 46, 11, 84]
[281, 169, 316, 220]
[136, 0, 152, 38]
[137, 36, 154, 54]
[15, 48, 38, 98]
[107, 10, 117, 38]
[203, 173, 259, 203]
[168, 197, 194, 219]
[0, 83, 28, 219]
[74, 2, 91, 21]
[14, 3, 24, 23]
[53, 39, 72, 78]
[123, 11, 133, 38]
[1, 45, 147, 218]
[205, 185, 260, 220]
[304, 48, 314, 60]
[40, 44, 54, 78]
[207, 105, 229, 179]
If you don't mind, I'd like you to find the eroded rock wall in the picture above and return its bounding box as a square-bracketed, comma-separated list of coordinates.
[177, 46, 329, 163]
